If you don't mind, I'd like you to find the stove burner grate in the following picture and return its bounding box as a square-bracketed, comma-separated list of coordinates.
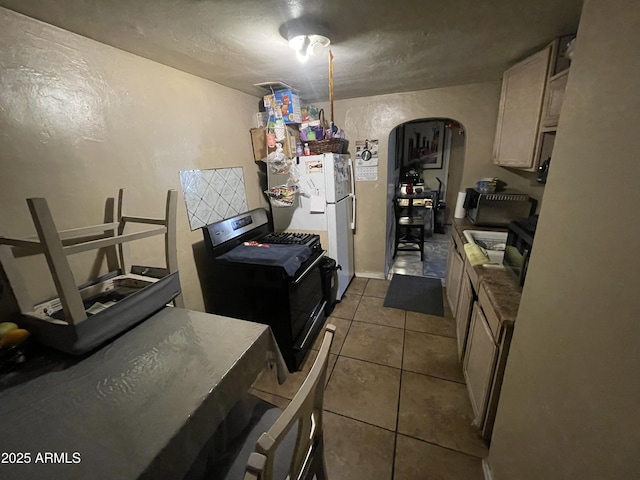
[259, 232, 321, 249]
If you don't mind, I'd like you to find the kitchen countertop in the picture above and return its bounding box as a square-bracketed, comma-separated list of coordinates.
[452, 217, 522, 325]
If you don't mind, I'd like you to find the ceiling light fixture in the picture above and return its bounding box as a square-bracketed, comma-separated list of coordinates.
[288, 34, 330, 63]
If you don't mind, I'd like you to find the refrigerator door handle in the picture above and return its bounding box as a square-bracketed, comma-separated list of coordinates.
[349, 193, 356, 230]
[348, 157, 355, 196]
[348, 157, 356, 230]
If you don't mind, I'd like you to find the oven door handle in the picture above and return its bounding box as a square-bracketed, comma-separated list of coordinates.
[292, 251, 326, 285]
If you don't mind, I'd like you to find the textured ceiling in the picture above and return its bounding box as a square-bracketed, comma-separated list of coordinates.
[0, 0, 583, 103]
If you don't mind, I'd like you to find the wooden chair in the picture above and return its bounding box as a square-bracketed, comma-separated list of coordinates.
[189, 324, 335, 480]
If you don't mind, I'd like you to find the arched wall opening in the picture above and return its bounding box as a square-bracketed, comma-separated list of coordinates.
[384, 118, 466, 277]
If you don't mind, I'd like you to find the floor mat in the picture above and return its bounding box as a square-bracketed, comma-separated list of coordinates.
[383, 274, 444, 316]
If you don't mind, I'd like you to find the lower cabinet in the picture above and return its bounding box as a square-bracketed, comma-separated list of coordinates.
[455, 274, 474, 360]
[445, 237, 464, 316]
[449, 224, 519, 444]
[463, 302, 498, 427]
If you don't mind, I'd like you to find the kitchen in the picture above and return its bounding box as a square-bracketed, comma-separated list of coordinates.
[1, 0, 640, 479]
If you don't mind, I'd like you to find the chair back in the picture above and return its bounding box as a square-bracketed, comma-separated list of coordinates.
[244, 324, 336, 480]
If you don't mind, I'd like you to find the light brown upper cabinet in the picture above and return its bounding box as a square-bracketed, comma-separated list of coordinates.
[493, 36, 575, 172]
[541, 69, 569, 128]
[493, 43, 553, 171]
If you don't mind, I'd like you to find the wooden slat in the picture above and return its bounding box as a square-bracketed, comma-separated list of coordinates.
[1, 222, 120, 252]
[1, 231, 119, 252]
[104, 196, 121, 273]
[63, 226, 167, 256]
[164, 190, 183, 307]
[0, 237, 43, 251]
[117, 189, 131, 274]
[27, 222, 119, 240]
[121, 216, 166, 226]
[27, 198, 87, 325]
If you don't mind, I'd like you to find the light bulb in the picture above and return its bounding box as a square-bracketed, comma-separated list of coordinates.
[296, 49, 310, 63]
[296, 35, 311, 63]
[288, 34, 330, 62]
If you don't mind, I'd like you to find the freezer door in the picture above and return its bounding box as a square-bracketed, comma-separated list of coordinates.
[268, 157, 328, 233]
[327, 196, 355, 300]
[323, 154, 352, 203]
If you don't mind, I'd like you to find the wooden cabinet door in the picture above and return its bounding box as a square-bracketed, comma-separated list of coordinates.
[463, 302, 499, 426]
[541, 69, 569, 128]
[493, 44, 552, 171]
[445, 238, 464, 316]
[455, 274, 474, 360]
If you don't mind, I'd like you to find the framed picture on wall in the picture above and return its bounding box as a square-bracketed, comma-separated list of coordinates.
[420, 122, 444, 169]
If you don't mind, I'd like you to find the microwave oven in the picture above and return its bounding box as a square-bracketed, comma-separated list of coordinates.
[503, 215, 538, 286]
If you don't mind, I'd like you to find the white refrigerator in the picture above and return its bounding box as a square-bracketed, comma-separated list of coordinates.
[267, 153, 355, 300]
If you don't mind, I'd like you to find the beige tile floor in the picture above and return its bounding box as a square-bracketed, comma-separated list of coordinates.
[251, 275, 488, 480]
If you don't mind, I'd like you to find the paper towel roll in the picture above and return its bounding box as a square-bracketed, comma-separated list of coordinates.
[454, 191, 467, 218]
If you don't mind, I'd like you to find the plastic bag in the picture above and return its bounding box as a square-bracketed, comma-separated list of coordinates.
[267, 144, 289, 174]
[265, 185, 299, 208]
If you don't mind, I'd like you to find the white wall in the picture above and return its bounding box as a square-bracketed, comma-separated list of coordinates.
[488, 0, 640, 477]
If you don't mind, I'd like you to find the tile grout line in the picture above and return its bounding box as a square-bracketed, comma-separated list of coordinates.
[337, 353, 402, 370]
[349, 318, 406, 331]
[402, 368, 466, 385]
[321, 409, 398, 434]
[395, 431, 488, 460]
[404, 327, 457, 339]
[324, 282, 364, 387]
[348, 318, 405, 329]
[390, 308, 408, 480]
[250, 387, 291, 404]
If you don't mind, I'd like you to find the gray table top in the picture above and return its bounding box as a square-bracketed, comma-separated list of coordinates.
[0, 308, 286, 480]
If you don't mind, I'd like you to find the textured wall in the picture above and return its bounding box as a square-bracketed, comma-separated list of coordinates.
[317, 82, 546, 276]
[0, 8, 264, 313]
[488, 0, 640, 477]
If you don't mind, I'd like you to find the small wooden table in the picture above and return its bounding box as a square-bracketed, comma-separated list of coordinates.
[395, 190, 436, 235]
[0, 308, 287, 480]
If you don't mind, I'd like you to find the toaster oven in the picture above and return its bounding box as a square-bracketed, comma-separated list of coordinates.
[464, 188, 533, 227]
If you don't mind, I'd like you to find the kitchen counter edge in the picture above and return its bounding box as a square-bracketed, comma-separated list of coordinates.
[452, 218, 522, 325]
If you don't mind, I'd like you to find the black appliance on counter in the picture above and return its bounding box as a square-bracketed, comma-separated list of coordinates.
[503, 215, 539, 286]
[537, 158, 551, 184]
[464, 188, 534, 227]
[202, 208, 326, 372]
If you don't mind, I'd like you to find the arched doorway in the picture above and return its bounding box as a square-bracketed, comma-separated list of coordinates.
[384, 118, 466, 278]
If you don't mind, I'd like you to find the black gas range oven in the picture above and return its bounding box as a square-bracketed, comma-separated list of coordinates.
[202, 208, 326, 372]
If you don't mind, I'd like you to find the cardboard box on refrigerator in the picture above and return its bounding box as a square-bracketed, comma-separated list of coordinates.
[264, 89, 302, 124]
[250, 126, 300, 161]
